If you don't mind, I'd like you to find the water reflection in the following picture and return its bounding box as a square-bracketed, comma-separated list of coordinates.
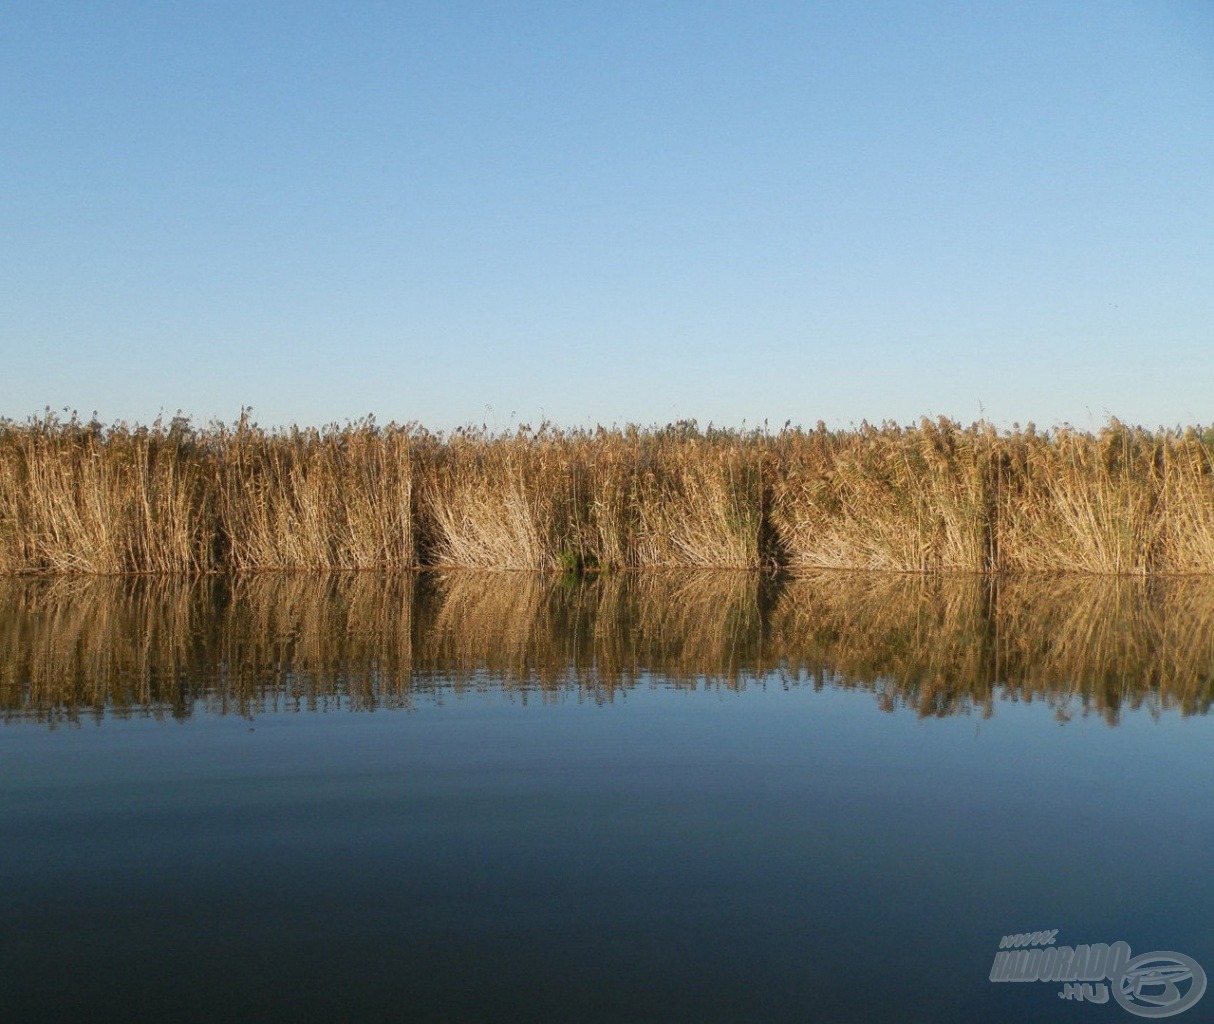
[3, 571, 1213, 724]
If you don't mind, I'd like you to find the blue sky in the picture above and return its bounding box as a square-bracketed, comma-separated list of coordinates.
[3, 1, 1212, 431]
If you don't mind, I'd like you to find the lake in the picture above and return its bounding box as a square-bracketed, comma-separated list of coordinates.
[2, 572, 1212, 1022]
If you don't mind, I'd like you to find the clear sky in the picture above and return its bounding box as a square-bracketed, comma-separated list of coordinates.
[3, 1, 1212, 432]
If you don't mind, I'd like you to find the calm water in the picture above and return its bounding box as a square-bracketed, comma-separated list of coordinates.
[2, 573, 1213, 1023]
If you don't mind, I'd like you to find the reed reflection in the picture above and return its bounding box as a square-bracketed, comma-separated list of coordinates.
[2, 572, 1213, 724]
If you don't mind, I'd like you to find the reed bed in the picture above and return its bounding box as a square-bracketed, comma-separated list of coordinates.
[769, 420, 996, 571]
[5, 571, 1213, 724]
[0, 416, 214, 574]
[215, 417, 417, 570]
[4, 414, 1214, 574]
[418, 428, 575, 570]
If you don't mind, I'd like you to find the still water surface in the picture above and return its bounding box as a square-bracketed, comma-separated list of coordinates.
[2, 572, 1213, 1023]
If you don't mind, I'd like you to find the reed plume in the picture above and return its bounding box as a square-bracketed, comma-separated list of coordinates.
[5, 414, 1214, 575]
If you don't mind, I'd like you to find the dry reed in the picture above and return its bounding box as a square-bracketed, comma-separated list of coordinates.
[215, 416, 416, 570]
[0, 415, 213, 574]
[4, 414, 1214, 575]
[770, 419, 995, 571]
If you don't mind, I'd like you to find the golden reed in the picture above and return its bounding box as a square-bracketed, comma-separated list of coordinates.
[3, 413, 1214, 574]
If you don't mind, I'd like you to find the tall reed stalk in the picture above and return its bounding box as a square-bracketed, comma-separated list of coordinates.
[4, 414, 1214, 575]
[0, 414, 213, 574]
[997, 422, 1160, 574]
[770, 419, 994, 571]
[215, 417, 416, 570]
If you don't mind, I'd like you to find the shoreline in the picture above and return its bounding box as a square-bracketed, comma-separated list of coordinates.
[4, 415, 1213, 576]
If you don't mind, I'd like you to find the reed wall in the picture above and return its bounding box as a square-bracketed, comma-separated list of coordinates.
[3, 414, 1214, 574]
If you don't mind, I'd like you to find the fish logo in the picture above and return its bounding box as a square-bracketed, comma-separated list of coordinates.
[1114, 952, 1207, 1019]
